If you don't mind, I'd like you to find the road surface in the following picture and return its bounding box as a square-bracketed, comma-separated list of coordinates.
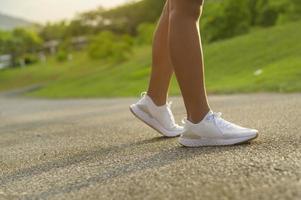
[0, 93, 300, 200]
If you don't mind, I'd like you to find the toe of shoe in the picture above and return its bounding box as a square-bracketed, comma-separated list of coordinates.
[225, 128, 258, 139]
[244, 129, 258, 138]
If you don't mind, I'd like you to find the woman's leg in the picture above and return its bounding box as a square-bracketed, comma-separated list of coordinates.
[169, 0, 210, 123]
[147, 0, 173, 106]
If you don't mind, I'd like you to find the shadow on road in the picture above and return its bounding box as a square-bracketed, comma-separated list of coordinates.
[0, 136, 170, 185]
[0, 135, 256, 199]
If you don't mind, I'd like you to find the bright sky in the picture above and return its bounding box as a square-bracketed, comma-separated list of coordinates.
[0, 0, 131, 23]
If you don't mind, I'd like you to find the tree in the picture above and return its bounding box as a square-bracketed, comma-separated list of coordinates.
[201, 0, 250, 42]
[0, 29, 12, 54]
[276, 0, 301, 24]
[88, 31, 133, 62]
[39, 21, 68, 41]
[2, 28, 42, 66]
[78, 0, 164, 35]
[136, 23, 155, 45]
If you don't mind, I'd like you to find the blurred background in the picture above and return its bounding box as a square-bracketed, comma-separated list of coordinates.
[0, 0, 300, 98]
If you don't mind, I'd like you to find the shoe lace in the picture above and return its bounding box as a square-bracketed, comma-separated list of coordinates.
[180, 112, 222, 125]
[181, 112, 233, 129]
[207, 112, 222, 121]
[207, 112, 233, 129]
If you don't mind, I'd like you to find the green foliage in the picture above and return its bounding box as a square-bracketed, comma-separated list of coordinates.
[79, 0, 163, 35]
[35, 0, 301, 45]
[276, 0, 301, 24]
[136, 23, 155, 45]
[0, 29, 11, 53]
[56, 50, 68, 62]
[1, 20, 301, 97]
[88, 31, 133, 62]
[253, 0, 278, 26]
[0, 28, 42, 66]
[201, 0, 301, 42]
[39, 21, 68, 41]
[2, 0, 301, 70]
[202, 0, 250, 42]
[21, 53, 38, 65]
[12, 28, 42, 52]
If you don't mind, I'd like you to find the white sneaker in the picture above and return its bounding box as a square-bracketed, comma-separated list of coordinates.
[130, 92, 184, 137]
[179, 111, 258, 147]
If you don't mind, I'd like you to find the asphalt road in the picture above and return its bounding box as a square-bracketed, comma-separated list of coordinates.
[0, 93, 300, 200]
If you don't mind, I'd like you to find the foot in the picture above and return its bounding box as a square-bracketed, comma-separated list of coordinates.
[130, 92, 184, 137]
[179, 111, 258, 147]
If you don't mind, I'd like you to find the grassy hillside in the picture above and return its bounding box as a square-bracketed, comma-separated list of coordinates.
[0, 20, 300, 98]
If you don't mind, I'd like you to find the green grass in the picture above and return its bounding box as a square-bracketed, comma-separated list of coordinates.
[0, 20, 300, 98]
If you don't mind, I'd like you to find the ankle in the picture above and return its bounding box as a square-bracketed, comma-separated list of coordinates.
[187, 108, 210, 124]
[146, 92, 167, 107]
[187, 117, 203, 124]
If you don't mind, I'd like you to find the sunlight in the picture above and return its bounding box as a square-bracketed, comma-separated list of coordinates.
[0, 0, 130, 23]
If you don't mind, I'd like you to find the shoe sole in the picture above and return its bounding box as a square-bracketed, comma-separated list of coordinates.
[129, 104, 181, 137]
[178, 133, 258, 147]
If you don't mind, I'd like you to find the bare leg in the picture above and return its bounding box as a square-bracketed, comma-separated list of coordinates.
[147, 0, 173, 106]
[169, 0, 210, 123]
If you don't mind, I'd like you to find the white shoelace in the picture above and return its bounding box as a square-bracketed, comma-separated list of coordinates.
[182, 112, 234, 130]
[207, 112, 234, 130]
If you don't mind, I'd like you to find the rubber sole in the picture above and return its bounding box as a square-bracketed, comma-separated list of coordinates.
[178, 133, 258, 147]
[129, 104, 181, 137]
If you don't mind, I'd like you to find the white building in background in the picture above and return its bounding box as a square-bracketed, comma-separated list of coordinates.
[0, 36, 89, 70]
[43, 40, 60, 55]
[0, 54, 12, 70]
[42, 36, 88, 55]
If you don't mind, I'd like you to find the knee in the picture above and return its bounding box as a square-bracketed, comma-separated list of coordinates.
[170, 0, 203, 21]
